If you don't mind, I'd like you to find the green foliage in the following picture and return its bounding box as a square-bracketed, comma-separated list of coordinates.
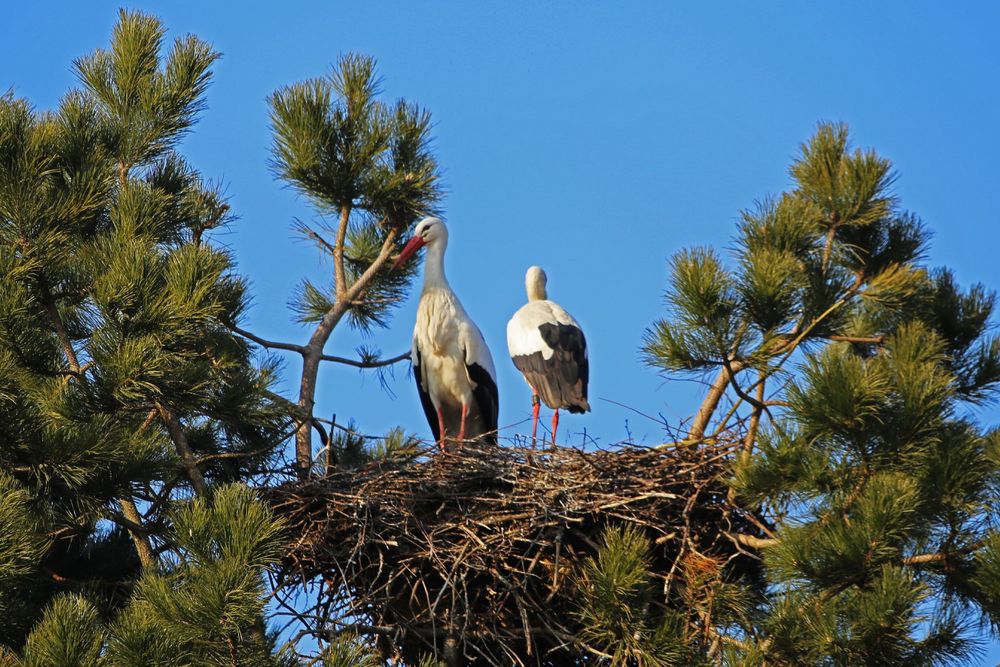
[576, 525, 703, 667]
[74, 8, 219, 172]
[319, 635, 383, 667]
[20, 595, 105, 667]
[0, 9, 285, 659]
[108, 485, 285, 665]
[271, 52, 440, 333]
[647, 123, 1000, 665]
[6, 486, 287, 667]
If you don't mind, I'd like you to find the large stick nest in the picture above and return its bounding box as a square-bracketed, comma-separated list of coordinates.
[264, 441, 768, 665]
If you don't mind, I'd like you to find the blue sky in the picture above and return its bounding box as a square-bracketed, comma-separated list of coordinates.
[5, 1, 1000, 661]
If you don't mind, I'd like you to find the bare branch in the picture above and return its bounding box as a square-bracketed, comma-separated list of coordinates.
[233, 326, 305, 355]
[333, 206, 351, 300]
[116, 498, 156, 568]
[689, 361, 744, 441]
[728, 533, 778, 549]
[319, 350, 410, 368]
[157, 402, 208, 494]
[295, 227, 401, 478]
[827, 335, 885, 345]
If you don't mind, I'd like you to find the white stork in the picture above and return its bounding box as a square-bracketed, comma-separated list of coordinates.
[393, 217, 499, 451]
[507, 266, 590, 446]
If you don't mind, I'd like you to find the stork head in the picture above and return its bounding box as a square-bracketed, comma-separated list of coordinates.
[393, 216, 448, 270]
[525, 265, 548, 301]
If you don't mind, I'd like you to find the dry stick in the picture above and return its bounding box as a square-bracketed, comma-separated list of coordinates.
[157, 402, 208, 495]
[294, 225, 400, 478]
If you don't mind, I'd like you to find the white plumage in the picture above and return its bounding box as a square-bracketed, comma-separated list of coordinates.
[507, 266, 589, 446]
[394, 217, 498, 450]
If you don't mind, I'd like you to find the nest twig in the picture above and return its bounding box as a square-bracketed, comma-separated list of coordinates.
[264, 440, 767, 665]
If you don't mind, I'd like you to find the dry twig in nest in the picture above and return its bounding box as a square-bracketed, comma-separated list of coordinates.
[263, 440, 768, 666]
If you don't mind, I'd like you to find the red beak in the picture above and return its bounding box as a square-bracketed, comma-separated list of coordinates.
[392, 235, 427, 271]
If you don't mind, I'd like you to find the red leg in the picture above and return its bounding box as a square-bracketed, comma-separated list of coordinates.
[531, 393, 540, 449]
[437, 407, 447, 452]
[457, 402, 469, 446]
[551, 409, 559, 447]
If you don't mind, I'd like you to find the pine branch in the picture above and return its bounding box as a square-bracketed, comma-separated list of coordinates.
[828, 335, 885, 344]
[117, 497, 155, 568]
[333, 206, 351, 299]
[39, 284, 81, 373]
[232, 326, 305, 354]
[319, 350, 410, 368]
[729, 533, 778, 549]
[156, 401, 208, 494]
[294, 227, 400, 477]
[232, 325, 408, 368]
[689, 361, 744, 441]
[744, 376, 766, 450]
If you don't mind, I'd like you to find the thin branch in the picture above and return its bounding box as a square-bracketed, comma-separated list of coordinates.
[40, 284, 80, 373]
[233, 326, 305, 355]
[295, 226, 401, 478]
[117, 497, 156, 568]
[903, 552, 949, 565]
[828, 335, 885, 345]
[728, 533, 778, 549]
[689, 361, 744, 441]
[744, 375, 765, 450]
[333, 206, 352, 300]
[319, 350, 411, 368]
[156, 402, 208, 494]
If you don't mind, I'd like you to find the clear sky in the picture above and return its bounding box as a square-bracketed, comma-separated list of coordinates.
[5, 1, 1000, 661]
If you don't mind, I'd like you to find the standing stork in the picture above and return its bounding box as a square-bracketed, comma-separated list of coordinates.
[507, 266, 590, 446]
[393, 217, 499, 451]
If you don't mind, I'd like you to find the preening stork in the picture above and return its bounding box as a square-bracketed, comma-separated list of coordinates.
[393, 217, 499, 451]
[507, 266, 590, 446]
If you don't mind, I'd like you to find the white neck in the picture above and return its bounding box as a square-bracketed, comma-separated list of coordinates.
[421, 241, 449, 291]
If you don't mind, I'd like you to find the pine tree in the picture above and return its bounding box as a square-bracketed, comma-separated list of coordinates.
[234, 52, 442, 478]
[6, 9, 1000, 667]
[0, 9, 287, 662]
[642, 122, 1000, 665]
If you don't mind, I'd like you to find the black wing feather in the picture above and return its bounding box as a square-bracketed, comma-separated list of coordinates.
[413, 347, 440, 442]
[512, 323, 590, 413]
[466, 362, 499, 445]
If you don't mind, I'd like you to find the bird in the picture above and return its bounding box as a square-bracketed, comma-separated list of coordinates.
[393, 217, 499, 451]
[506, 266, 590, 446]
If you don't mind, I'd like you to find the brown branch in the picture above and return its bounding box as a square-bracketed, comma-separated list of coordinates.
[294, 227, 400, 478]
[319, 350, 410, 368]
[828, 335, 885, 345]
[333, 206, 352, 300]
[232, 326, 305, 355]
[40, 285, 80, 373]
[689, 361, 744, 441]
[821, 221, 837, 274]
[117, 497, 156, 568]
[728, 533, 778, 549]
[156, 402, 208, 494]
[743, 376, 765, 450]
[903, 552, 948, 565]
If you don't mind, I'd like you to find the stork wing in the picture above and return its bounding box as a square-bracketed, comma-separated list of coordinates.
[510, 321, 590, 413]
[466, 360, 499, 445]
[461, 324, 499, 445]
[412, 346, 440, 443]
